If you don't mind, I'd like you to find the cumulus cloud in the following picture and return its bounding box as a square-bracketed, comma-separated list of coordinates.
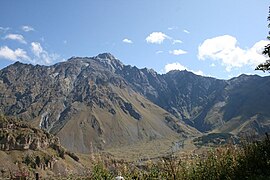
[183, 29, 190, 34]
[156, 50, 163, 54]
[165, 62, 187, 72]
[21, 25, 35, 32]
[164, 62, 204, 76]
[4, 34, 27, 44]
[122, 38, 133, 44]
[31, 42, 60, 64]
[0, 46, 29, 61]
[173, 39, 183, 44]
[198, 35, 269, 72]
[146, 32, 170, 44]
[192, 70, 204, 76]
[169, 49, 187, 55]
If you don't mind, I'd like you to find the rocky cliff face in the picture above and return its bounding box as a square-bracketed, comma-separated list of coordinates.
[0, 115, 85, 178]
[0, 114, 60, 151]
[116, 63, 270, 134]
[0, 53, 270, 152]
[119, 69, 227, 131]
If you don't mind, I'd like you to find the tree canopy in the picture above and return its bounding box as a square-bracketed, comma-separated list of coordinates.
[256, 7, 270, 72]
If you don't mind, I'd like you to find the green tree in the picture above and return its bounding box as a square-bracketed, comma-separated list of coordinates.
[256, 6, 270, 72]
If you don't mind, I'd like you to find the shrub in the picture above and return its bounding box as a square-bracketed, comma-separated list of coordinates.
[233, 133, 270, 179]
[90, 163, 113, 179]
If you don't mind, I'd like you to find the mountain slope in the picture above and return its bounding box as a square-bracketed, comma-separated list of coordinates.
[0, 53, 270, 150]
[0, 54, 198, 153]
[113, 56, 270, 134]
[214, 74, 270, 134]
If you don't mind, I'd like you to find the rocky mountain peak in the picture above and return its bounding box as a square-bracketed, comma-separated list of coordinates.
[166, 69, 191, 76]
[95, 53, 116, 60]
[93, 53, 124, 72]
[65, 53, 124, 73]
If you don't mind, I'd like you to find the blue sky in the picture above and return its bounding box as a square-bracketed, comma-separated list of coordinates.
[0, 0, 269, 79]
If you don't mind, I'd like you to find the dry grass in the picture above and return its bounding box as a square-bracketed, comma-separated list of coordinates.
[83, 135, 270, 179]
[2, 135, 270, 179]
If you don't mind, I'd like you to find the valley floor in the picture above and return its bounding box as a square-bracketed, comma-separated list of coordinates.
[103, 137, 188, 161]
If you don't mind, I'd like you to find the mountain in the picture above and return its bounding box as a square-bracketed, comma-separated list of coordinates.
[117, 63, 270, 135]
[215, 74, 270, 135]
[0, 53, 198, 153]
[0, 53, 270, 153]
[118, 68, 227, 131]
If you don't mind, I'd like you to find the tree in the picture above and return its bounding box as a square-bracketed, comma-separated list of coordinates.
[256, 6, 270, 72]
[35, 156, 41, 168]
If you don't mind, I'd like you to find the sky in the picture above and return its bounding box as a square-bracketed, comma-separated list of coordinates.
[0, 0, 269, 79]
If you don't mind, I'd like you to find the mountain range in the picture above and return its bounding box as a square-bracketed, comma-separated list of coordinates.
[0, 53, 270, 153]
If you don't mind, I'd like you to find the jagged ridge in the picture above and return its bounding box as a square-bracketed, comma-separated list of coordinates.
[0, 53, 198, 153]
[0, 53, 270, 153]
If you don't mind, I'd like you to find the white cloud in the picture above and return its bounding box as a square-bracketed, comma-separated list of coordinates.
[164, 62, 204, 76]
[0, 27, 10, 32]
[122, 38, 133, 44]
[0, 46, 29, 61]
[168, 26, 178, 30]
[0, 41, 61, 65]
[156, 50, 163, 54]
[4, 34, 27, 44]
[198, 35, 269, 72]
[165, 62, 186, 72]
[169, 49, 187, 55]
[172, 39, 183, 44]
[193, 70, 204, 76]
[31, 42, 43, 57]
[183, 29, 190, 34]
[21, 25, 35, 32]
[146, 32, 170, 44]
[31, 42, 60, 64]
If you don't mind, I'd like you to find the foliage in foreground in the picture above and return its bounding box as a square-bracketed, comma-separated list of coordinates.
[88, 134, 270, 180]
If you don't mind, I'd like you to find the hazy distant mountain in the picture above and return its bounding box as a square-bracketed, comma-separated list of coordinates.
[0, 53, 270, 152]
